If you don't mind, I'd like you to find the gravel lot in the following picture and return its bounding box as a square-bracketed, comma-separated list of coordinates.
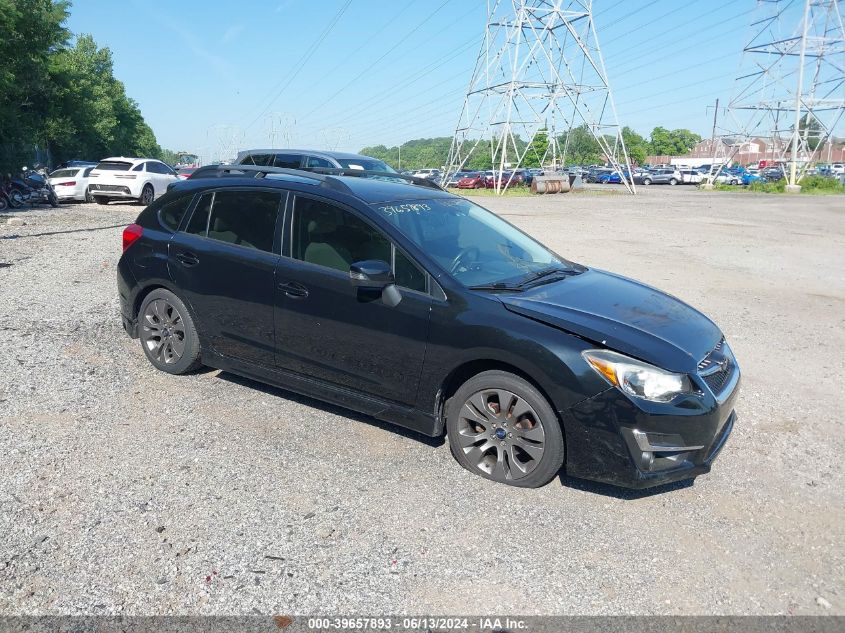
[0, 186, 843, 616]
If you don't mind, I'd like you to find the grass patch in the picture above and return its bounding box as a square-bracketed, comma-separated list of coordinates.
[703, 176, 845, 195]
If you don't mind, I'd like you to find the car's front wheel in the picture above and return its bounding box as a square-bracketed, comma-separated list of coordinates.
[138, 288, 202, 375]
[669, 178, 678, 185]
[447, 370, 565, 488]
[642, 178, 652, 185]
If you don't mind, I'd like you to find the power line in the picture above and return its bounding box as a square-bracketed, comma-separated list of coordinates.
[243, 0, 353, 132]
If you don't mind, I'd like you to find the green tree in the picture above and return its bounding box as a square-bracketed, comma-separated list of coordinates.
[46, 34, 161, 163]
[523, 129, 549, 168]
[0, 0, 70, 169]
[797, 114, 823, 151]
[649, 127, 701, 155]
[621, 126, 648, 165]
[559, 125, 603, 165]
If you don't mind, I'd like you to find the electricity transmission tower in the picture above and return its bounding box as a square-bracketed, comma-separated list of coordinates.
[716, 0, 845, 189]
[444, 0, 634, 193]
[265, 112, 297, 147]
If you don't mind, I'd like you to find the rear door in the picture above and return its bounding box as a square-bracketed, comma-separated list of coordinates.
[168, 188, 285, 365]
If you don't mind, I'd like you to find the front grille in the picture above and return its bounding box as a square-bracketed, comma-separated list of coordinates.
[698, 337, 735, 396]
[702, 364, 732, 393]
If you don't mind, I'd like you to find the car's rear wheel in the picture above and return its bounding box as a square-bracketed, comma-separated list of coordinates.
[447, 370, 565, 488]
[94, 196, 109, 205]
[140, 184, 154, 206]
[85, 188, 93, 203]
[138, 288, 202, 375]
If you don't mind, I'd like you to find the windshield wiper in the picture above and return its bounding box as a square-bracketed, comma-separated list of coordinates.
[515, 266, 578, 288]
[467, 282, 523, 292]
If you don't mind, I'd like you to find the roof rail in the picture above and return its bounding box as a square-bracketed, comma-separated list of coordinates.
[185, 163, 445, 193]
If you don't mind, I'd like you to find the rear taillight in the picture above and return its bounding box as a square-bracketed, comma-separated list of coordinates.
[57, 181, 76, 186]
[122, 223, 143, 252]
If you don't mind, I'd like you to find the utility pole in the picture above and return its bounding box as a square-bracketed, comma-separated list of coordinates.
[787, 0, 812, 192]
[716, 0, 845, 190]
[444, 0, 634, 194]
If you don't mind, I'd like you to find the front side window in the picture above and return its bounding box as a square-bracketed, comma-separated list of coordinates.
[303, 156, 334, 169]
[372, 198, 571, 288]
[291, 197, 425, 292]
[188, 190, 281, 252]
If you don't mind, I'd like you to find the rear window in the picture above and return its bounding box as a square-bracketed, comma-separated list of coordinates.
[336, 158, 395, 172]
[49, 169, 78, 178]
[95, 161, 133, 171]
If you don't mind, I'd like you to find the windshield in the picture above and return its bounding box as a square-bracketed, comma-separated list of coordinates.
[371, 197, 573, 287]
[336, 158, 396, 173]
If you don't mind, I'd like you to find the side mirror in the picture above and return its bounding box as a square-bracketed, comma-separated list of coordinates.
[349, 259, 393, 289]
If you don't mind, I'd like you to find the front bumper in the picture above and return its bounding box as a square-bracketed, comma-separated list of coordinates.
[562, 370, 740, 489]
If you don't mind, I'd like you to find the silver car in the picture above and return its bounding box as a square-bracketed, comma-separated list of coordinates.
[640, 168, 682, 185]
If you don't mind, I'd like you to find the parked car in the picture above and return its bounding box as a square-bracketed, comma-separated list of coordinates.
[597, 170, 622, 184]
[446, 171, 471, 187]
[238, 149, 395, 173]
[87, 157, 178, 205]
[54, 160, 98, 171]
[457, 172, 487, 189]
[762, 168, 785, 182]
[48, 165, 96, 202]
[680, 170, 702, 185]
[640, 168, 682, 185]
[742, 172, 763, 185]
[586, 168, 613, 183]
[176, 168, 197, 180]
[412, 168, 441, 181]
[117, 165, 740, 490]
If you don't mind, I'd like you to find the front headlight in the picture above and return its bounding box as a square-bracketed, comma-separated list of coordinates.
[582, 349, 693, 403]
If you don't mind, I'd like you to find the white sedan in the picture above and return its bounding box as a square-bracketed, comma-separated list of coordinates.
[87, 157, 179, 205]
[48, 166, 96, 202]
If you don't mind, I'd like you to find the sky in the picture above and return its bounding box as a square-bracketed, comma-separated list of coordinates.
[64, 0, 817, 162]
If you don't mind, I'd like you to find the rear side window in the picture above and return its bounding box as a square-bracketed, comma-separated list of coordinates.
[159, 195, 193, 231]
[273, 153, 303, 169]
[132, 163, 145, 172]
[197, 190, 281, 252]
[240, 154, 272, 166]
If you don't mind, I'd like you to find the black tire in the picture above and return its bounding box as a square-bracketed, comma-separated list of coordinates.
[48, 192, 58, 208]
[446, 370, 565, 488]
[138, 288, 202, 375]
[669, 178, 678, 185]
[642, 178, 652, 185]
[0, 195, 7, 212]
[139, 184, 154, 206]
[94, 196, 109, 205]
[85, 188, 93, 203]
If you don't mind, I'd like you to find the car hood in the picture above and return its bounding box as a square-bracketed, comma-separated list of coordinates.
[499, 268, 722, 372]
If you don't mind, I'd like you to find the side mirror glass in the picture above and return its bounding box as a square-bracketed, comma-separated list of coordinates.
[349, 259, 393, 289]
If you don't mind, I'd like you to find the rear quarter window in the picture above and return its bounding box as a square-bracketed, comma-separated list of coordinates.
[158, 194, 194, 231]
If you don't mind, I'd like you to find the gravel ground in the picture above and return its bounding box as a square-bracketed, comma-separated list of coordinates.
[0, 186, 843, 616]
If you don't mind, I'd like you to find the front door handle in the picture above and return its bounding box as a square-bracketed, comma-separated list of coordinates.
[176, 251, 199, 267]
[278, 281, 309, 298]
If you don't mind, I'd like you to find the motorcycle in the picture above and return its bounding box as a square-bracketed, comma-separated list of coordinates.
[8, 166, 59, 208]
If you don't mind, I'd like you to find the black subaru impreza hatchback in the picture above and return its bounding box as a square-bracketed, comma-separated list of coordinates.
[117, 167, 739, 489]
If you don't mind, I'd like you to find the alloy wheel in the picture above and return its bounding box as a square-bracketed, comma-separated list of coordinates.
[456, 388, 546, 482]
[141, 298, 186, 365]
[141, 186, 154, 205]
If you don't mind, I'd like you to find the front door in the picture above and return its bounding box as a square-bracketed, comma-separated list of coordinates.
[168, 188, 285, 365]
[274, 195, 432, 406]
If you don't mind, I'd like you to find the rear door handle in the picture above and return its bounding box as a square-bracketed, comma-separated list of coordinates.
[176, 251, 200, 267]
[278, 281, 308, 298]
